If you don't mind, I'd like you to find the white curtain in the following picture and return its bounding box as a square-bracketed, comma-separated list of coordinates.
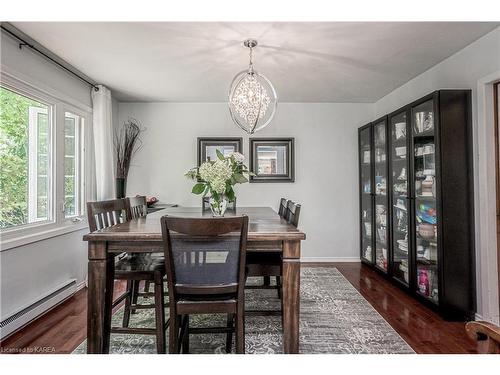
[91, 85, 115, 200]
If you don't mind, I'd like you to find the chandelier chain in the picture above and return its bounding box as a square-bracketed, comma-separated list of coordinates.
[248, 46, 254, 72]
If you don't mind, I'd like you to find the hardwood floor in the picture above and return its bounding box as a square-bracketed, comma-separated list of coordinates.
[0, 263, 487, 354]
[330, 263, 486, 354]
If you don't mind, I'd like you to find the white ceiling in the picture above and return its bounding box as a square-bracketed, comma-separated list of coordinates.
[12, 22, 499, 103]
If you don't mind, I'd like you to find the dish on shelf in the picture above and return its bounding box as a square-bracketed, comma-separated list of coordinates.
[395, 146, 406, 158]
[418, 223, 436, 240]
[394, 198, 407, 211]
[394, 122, 406, 139]
[377, 228, 387, 243]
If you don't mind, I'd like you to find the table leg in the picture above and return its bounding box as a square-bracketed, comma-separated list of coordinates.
[87, 241, 114, 354]
[282, 240, 300, 354]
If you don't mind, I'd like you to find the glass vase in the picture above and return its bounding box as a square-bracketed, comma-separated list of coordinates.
[209, 196, 228, 217]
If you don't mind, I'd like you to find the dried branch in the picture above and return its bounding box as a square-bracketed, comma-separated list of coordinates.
[114, 118, 145, 179]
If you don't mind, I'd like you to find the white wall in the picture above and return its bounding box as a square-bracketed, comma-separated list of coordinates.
[374, 27, 500, 323]
[119, 102, 373, 261]
[0, 32, 91, 321]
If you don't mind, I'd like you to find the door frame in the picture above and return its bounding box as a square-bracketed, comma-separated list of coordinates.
[494, 81, 500, 319]
[475, 71, 500, 324]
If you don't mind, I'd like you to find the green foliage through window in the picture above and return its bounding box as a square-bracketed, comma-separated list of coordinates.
[0, 86, 48, 229]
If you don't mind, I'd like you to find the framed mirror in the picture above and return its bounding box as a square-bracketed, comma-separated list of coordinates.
[249, 138, 295, 182]
[197, 137, 243, 166]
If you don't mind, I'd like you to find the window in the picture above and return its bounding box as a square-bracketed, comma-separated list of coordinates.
[64, 112, 84, 218]
[0, 79, 90, 246]
[0, 87, 53, 229]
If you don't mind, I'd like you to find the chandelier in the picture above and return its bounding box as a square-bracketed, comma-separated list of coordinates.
[228, 39, 278, 134]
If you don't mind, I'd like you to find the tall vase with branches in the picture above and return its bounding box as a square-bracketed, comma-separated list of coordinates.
[114, 118, 144, 198]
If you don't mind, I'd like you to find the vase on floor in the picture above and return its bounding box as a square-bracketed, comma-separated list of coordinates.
[209, 196, 228, 217]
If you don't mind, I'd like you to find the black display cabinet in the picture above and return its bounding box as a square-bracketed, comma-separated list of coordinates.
[359, 90, 475, 321]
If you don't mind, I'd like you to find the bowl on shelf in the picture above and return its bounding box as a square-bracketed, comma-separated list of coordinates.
[418, 223, 435, 240]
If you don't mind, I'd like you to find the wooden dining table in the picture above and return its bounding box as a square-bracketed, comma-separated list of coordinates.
[83, 206, 306, 354]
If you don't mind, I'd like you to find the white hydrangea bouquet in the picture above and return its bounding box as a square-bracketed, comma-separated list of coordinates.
[185, 150, 253, 216]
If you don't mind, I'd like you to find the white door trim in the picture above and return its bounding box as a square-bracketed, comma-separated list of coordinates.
[475, 70, 500, 324]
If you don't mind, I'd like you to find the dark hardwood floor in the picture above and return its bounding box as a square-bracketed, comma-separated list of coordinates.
[0, 263, 487, 354]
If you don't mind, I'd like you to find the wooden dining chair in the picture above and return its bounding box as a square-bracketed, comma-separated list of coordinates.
[285, 200, 301, 227]
[202, 196, 237, 211]
[160, 215, 249, 354]
[125, 195, 148, 219]
[465, 321, 500, 354]
[87, 198, 169, 353]
[278, 197, 288, 217]
[246, 199, 301, 309]
[125, 196, 160, 297]
[261, 198, 289, 287]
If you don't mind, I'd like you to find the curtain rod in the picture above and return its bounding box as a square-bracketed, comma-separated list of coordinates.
[1, 25, 100, 92]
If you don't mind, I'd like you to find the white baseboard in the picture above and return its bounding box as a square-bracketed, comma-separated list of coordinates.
[475, 312, 500, 325]
[0, 278, 78, 340]
[301, 257, 361, 263]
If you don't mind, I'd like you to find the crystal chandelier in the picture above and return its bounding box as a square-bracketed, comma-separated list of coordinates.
[229, 39, 277, 134]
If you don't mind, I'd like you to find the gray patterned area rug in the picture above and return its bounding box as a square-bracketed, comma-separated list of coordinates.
[73, 267, 414, 354]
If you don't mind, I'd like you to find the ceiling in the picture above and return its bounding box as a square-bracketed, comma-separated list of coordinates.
[11, 22, 499, 103]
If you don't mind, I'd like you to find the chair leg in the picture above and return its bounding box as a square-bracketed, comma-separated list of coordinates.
[169, 312, 179, 354]
[154, 280, 166, 354]
[181, 315, 190, 354]
[235, 302, 245, 354]
[226, 313, 234, 353]
[263, 276, 271, 286]
[122, 280, 133, 328]
[131, 280, 140, 314]
[276, 276, 282, 299]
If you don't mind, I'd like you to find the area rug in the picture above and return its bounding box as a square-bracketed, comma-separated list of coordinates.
[73, 267, 414, 354]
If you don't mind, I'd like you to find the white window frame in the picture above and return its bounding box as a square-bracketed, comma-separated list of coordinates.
[61, 108, 87, 223]
[28, 106, 52, 223]
[0, 73, 93, 251]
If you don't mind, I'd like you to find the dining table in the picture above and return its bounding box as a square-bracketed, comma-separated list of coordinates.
[83, 206, 306, 354]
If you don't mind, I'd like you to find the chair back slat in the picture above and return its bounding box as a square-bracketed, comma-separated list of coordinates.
[96, 212, 104, 231]
[126, 196, 148, 220]
[202, 196, 237, 212]
[285, 201, 301, 228]
[278, 198, 288, 218]
[161, 216, 248, 297]
[87, 199, 127, 232]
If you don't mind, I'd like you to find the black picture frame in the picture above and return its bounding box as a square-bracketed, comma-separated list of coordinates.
[249, 138, 295, 183]
[197, 137, 243, 166]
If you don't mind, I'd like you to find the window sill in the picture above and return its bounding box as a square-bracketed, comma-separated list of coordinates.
[0, 222, 88, 252]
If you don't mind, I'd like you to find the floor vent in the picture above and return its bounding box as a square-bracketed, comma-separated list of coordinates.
[0, 279, 77, 340]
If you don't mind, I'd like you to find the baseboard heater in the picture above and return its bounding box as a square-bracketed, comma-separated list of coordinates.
[0, 278, 77, 340]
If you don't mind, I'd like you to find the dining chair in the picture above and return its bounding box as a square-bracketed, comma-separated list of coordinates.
[125, 195, 148, 219]
[160, 215, 249, 354]
[261, 198, 289, 288]
[466, 321, 500, 353]
[278, 197, 288, 217]
[87, 198, 168, 353]
[285, 200, 301, 227]
[126, 196, 161, 298]
[246, 198, 301, 310]
[202, 196, 237, 211]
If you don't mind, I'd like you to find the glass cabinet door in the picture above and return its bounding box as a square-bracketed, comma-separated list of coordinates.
[373, 120, 388, 272]
[411, 99, 439, 303]
[359, 126, 373, 263]
[390, 111, 409, 285]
